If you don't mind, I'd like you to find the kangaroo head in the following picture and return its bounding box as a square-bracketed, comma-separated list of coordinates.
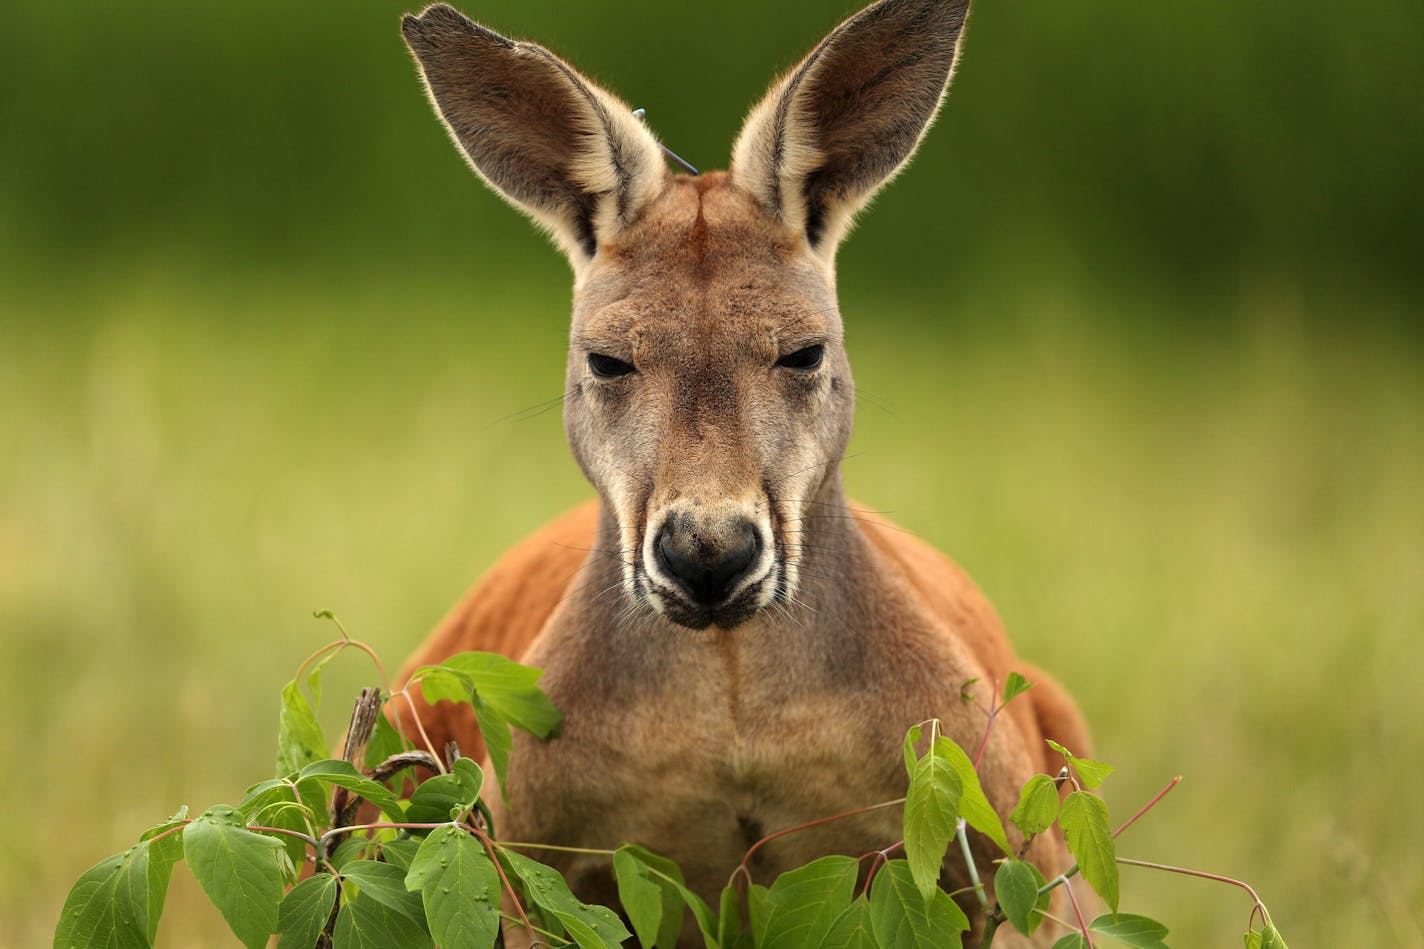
[403, 0, 970, 629]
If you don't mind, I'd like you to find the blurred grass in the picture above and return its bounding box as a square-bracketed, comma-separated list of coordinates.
[3, 265, 1420, 945]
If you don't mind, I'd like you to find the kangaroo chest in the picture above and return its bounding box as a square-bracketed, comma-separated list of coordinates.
[503, 615, 964, 899]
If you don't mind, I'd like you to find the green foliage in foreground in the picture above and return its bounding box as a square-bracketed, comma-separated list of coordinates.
[55, 623, 1286, 948]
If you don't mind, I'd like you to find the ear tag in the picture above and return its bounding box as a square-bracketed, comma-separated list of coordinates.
[633, 108, 700, 176]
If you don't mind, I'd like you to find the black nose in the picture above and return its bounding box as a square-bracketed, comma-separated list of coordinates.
[654, 518, 761, 607]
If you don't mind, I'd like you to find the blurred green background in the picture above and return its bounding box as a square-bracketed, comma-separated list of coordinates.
[3, 0, 1421, 944]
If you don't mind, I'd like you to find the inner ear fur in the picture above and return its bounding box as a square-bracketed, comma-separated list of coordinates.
[401, 4, 668, 262]
[731, 0, 971, 255]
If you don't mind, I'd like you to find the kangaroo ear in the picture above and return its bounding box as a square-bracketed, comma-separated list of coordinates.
[402, 4, 668, 264]
[731, 0, 970, 257]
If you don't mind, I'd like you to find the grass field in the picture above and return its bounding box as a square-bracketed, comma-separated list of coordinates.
[3, 266, 1421, 946]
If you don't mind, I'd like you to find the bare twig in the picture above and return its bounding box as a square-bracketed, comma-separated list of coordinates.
[324, 687, 383, 861]
[369, 750, 441, 784]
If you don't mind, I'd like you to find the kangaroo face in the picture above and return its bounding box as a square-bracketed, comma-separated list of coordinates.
[402, 0, 969, 629]
[565, 174, 853, 629]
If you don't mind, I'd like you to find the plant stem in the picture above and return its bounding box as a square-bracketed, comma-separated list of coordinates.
[249, 824, 321, 846]
[469, 825, 537, 943]
[1062, 877, 1095, 948]
[498, 841, 617, 857]
[1116, 857, 1270, 925]
[318, 821, 451, 845]
[498, 911, 567, 946]
[392, 687, 447, 774]
[1112, 776, 1181, 838]
[730, 797, 906, 887]
[956, 819, 989, 908]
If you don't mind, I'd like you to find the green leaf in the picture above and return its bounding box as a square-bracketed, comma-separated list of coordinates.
[307, 648, 339, 711]
[614, 848, 683, 948]
[1070, 757, 1115, 790]
[933, 736, 1010, 855]
[332, 888, 432, 949]
[619, 846, 717, 948]
[1009, 774, 1061, 837]
[404, 758, 484, 824]
[675, 881, 719, 947]
[240, 779, 294, 818]
[614, 849, 666, 948]
[276, 874, 338, 949]
[1090, 912, 1169, 948]
[1003, 672, 1034, 704]
[297, 759, 406, 821]
[277, 679, 328, 777]
[1044, 739, 1113, 790]
[138, 811, 187, 943]
[816, 896, 877, 949]
[328, 837, 371, 871]
[53, 847, 151, 949]
[1052, 935, 1089, 949]
[364, 707, 409, 771]
[414, 654, 561, 800]
[903, 743, 962, 900]
[342, 860, 425, 923]
[413, 653, 562, 740]
[504, 850, 633, 948]
[379, 838, 421, 872]
[183, 805, 285, 949]
[757, 855, 859, 949]
[995, 860, 1041, 935]
[747, 884, 771, 944]
[902, 724, 923, 777]
[404, 825, 501, 949]
[471, 699, 515, 804]
[413, 665, 470, 705]
[1262, 923, 1288, 949]
[717, 882, 742, 949]
[867, 859, 969, 947]
[242, 783, 312, 877]
[1059, 792, 1118, 913]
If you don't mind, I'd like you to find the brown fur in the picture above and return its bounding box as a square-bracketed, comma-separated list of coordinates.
[394, 1, 1089, 944]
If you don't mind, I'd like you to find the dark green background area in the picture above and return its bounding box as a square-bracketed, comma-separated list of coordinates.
[4, 0, 1421, 308]
[3, 1, 1421, 945]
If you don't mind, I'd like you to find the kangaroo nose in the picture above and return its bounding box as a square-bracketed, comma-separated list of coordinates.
[654, 518, 760, 607]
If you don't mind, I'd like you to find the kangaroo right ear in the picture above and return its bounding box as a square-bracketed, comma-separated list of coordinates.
[401, 4, 668, 265]
[731, 0, 971, 259]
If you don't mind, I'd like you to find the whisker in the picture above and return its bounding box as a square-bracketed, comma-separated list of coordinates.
[485, 387, 576, 428]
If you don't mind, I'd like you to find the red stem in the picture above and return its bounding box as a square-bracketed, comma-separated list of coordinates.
[732, 797, 905, 885]
[1112, 776, 1181, 839]
[1062, 877, 1095, 948]
[1117, 857, 1269, 922]
[468, 825, 535, 941]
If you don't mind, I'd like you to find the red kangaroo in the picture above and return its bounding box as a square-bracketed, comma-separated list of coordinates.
[395, 1, 1090, 943]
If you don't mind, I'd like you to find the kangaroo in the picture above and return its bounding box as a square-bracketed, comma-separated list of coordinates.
[394, 1, 1090, 944]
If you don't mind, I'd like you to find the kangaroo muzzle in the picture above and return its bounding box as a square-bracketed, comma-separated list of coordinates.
[644, 506, 774, 629]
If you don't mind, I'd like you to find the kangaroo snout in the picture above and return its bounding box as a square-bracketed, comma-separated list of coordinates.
[647, 510, 768, 627]
[655, 517, 760, 606]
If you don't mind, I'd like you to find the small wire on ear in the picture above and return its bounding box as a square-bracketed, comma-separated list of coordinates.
[633, 108, 699, 176]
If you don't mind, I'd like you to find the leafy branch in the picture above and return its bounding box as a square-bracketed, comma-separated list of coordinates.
[54, 624, 1287, 949]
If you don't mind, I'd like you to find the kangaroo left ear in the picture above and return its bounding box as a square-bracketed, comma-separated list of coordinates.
[730, 0, 971, 258]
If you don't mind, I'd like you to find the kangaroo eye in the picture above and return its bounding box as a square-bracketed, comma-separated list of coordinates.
[776, 345, 824, 371]
[588, 353, 636, 378]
